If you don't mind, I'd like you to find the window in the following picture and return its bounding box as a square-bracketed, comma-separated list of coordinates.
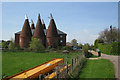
[60, 40, 63, 43]
[20, 39, 21, 42]
[60, 35, 63, 38]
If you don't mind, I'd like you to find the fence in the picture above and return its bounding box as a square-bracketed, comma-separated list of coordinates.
[43, 54, 85, 80]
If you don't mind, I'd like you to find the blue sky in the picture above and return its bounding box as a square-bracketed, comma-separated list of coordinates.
[2, 2, 118, 44]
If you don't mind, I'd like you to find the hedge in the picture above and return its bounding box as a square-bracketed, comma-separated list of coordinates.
[98, 42, 120, 55]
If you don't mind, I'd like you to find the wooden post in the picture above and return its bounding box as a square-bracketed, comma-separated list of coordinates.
[66, 61, 68, 74]
[75, 58, 76, 64]
[39, 74, 44, 80]
[56, 70, 59, 80]
[71, 59, 73, 71]
[77, 56, 79, 64]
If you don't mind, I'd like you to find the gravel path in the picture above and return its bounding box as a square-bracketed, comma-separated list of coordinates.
[89, 50, 120, 79]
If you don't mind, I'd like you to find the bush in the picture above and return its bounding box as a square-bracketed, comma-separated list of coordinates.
[98, 42, 120, 55]
[98, 43, 112, 55]
[111, 42, 120, 55]
[94, 39, 104, 51]
[15, 45, 21, 51]
[62, 46, 72, 51]
[29, 38, 45, 52]
[82, 44, 92, 58]
[8, 42, 15, 51]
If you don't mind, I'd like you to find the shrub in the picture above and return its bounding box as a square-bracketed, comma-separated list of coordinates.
[94, 39, 104, 51]
[82, 44, 92, 58]
[98, 43, 112, 55]
[29, 38, 45, 52]
[98, 42, 120, 55]
[111, 42, 120, 55]
[15, 45, 21, 51]
[62, 46, 72, 51]
[8, 42, 15, 51]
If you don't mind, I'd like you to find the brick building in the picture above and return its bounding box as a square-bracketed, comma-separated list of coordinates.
[15, 13, 67, 48]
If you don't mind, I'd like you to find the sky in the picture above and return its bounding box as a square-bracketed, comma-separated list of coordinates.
[1, 2, 118, 45]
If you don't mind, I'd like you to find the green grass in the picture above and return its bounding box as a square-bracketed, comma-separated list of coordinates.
[79, 59, 115, 78]
[2, 51, 82, 77]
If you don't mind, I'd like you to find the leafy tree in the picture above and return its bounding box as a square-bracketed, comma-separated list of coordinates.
[62, 46, 72, 51]
[2, 42, 8, 48]
[78, 43, 83, 47]
[8, 42, 15, 51]
[82, 43, 92, 58]
[89, 44, 94, 50]
[71, 39, 78, 46]
[98, 27, 118, 43]
[29, 38, 45, 52]
[94, 39, 104, 49]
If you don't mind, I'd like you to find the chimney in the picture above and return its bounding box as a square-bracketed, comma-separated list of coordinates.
[30, 19, 35, 29]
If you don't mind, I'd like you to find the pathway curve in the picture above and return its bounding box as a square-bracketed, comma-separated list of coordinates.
[88, 50, 120, 79]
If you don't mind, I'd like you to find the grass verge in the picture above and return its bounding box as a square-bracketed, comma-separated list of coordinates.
[2, 51, 82, 77]
[79, 59, 115, 78]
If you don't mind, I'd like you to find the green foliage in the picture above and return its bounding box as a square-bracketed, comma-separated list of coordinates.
[0, 43, 1, 47]
[8, 42, 15, 51]
[15, 45, 21, 51]
[29, 38, 45, 52]
[71, 39, 78, 46]
[2, 42, 8, 48]
[49, 48, 56, 51]
[98, 43, 111, 55]
[0, 40, 12, 48]
[94, 39, 104, 51]
[78, 44, 83, 48]
[111, 42, 120, 55]
[62, 46, 72, 51]
[82, 43, 92, 58]
[69, 57, 87, 78]
[98, 42, 120, 55]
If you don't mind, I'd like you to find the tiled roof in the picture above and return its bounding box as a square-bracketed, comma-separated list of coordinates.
[20, 19, 32, 37]
[15, 29, 66, 35]
[33, 14, 45, 38]
[47, 19, 58, 37]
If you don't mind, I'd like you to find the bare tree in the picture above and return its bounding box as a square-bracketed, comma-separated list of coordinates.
[98, 27, 118, 43]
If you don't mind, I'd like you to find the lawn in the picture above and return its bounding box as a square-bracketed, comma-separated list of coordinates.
[2, 51, 82, 77]
[79, 59, 115, 78]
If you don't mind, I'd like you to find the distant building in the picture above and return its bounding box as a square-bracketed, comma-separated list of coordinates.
[15, 13, 67, 48]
